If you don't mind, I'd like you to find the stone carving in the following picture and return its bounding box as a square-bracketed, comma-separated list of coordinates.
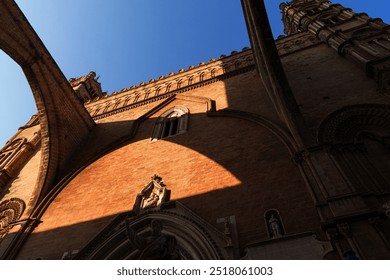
[318, 104, 390, 143]
[133, 175, 170, 212]
[0, 198, 25, 240]
[265, 210, 285, 238]
[268, 214, 283, 238]
[0, 138, 26, 170]
[0, 135, 41, 191]
[276, 33, 319, 56]
[125, 219, 180, 259]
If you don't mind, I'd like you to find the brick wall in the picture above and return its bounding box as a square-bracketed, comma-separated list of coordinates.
[17, 70, 320, 259]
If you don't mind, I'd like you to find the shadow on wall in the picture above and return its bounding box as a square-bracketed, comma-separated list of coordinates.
[10, 103, 321, 260]
[10, 182, 320, 260]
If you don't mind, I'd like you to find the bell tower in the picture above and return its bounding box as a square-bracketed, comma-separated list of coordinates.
[280, 0, 390, 95]
[69, 71, 104, 103]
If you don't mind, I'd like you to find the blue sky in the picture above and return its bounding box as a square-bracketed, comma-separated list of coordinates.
[0, 0, 389, 146]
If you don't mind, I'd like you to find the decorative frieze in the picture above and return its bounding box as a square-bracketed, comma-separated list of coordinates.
[83, 48, 255, 119]
[276, 32, 321, 56]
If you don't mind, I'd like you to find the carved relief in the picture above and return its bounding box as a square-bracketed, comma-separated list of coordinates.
[133, 175, 170, 212]
[0, 138, 26, 170]
[216, 216, 240, 258]
[0, 133, 41, 191]
[276, 33, 320, 56]
[318, 104, 390, 143]
[76, 201, 229, 260]
[0, 198, 25, 240]
[125, 219, 180, 259]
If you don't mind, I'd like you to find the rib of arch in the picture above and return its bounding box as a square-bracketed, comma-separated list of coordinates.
[0, 1, 94, 198]
[75, 202, 230, 260]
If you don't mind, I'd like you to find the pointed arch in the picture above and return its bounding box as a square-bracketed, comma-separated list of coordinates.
[0, 198, 25, 240]
[318, 104, 390, 193]
[75, 203, 229, 260]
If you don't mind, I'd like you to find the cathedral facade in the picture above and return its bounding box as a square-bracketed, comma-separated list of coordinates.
[1, 0, 390, 259]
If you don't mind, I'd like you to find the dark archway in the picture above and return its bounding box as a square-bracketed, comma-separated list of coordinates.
[318, 103, 390, 195]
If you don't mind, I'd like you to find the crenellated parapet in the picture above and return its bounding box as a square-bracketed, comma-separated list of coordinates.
[82, 48, 254, 120]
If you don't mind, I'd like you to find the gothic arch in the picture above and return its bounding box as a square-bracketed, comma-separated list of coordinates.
[76, 203, 229, 260]
[0, 198, 25, 240]
[0, 1, 94, 199]
[318, 104, 390, 144]
[318, 104, 390, 193]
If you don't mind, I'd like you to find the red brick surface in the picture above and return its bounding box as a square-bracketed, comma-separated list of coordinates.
[17, 72, 320, 259]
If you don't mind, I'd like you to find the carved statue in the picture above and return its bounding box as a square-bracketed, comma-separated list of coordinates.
[133, 175, 170, 212]
[142, 193, 160, 209]
[125, 219, 180, 259]
[268, 214, 283, 238]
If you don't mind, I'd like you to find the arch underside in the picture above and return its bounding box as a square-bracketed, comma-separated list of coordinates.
[0, 0, 94, 200]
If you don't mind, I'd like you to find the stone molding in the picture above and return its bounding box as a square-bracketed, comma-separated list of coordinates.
[75, 202, 230, 260]
[0, 198, 25, 241]
[317, 104, 390, 143]
[276, 32, 322, 56]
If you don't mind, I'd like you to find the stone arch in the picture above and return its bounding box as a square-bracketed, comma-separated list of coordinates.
[318, 104, 390, 144]
[318, 104, 390, 193]
[76, 203, 229, 260]
[0, 198, 25, 240]
[0, 1, 94, 199]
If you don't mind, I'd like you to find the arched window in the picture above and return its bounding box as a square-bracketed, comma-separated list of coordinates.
[151, 106, 189, 141]
[264, 209, 285, 239]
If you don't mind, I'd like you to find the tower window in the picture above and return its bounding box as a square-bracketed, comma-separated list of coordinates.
[151, 106, 189, 141]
